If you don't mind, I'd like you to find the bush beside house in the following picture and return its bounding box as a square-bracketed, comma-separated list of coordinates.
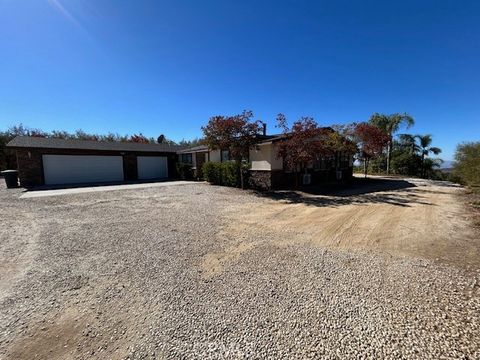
[176, 162, 194, 180]
[203, 162, 240, 187]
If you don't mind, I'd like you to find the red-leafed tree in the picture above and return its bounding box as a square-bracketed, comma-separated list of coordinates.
[276, 114, 341, 188]
[202, 110, 262, 188]
[352, 122, 390, 178]
[202, 110, 262, 160]
[129, 133, 150, 143]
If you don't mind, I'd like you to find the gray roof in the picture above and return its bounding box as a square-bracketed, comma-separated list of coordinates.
[257, 134, 286, 144]
[176, 145, 209, 154]
[256, 128, 334, 144]
[7, 136, 183, 153]
[177, 134, 287, 153]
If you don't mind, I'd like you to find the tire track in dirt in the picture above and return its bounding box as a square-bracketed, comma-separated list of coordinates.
[0, 210, 40, 301]
[204, 178, 480, 275]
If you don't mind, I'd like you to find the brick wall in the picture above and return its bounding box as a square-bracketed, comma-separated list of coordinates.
[13, 148, 178, 188]
[123, 154, 137, 181]
[16, 149, 43, 188]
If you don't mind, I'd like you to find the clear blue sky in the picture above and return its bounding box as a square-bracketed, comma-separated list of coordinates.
[1, 0, 479, 160]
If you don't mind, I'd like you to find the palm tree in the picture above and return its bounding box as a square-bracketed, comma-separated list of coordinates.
[369, 113, 415, 174]
[398, 134, 420, 154]
[416, 134, 442, 177]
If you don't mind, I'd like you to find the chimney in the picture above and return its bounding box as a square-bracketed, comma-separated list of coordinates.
[262, 122, 267, 136]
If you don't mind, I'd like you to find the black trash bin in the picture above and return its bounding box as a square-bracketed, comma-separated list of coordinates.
[1, 170, 19, 188]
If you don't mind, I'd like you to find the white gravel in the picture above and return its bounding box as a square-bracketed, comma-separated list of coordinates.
[0, 181, 479, 359]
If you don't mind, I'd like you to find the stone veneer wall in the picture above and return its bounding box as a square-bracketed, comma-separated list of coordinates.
[248, 170, 272, 190]
[249, 167, 353, 191]
[248, 170, 297, 190]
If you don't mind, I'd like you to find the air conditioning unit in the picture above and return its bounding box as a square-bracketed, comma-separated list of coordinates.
[302, 173, 311, 185]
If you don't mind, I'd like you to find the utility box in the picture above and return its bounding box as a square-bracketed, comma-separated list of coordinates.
[302, 173, 311, 185]
[1, 170, 19, 188]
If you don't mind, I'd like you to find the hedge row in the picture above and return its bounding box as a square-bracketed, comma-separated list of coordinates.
[202, 162, 239, 187]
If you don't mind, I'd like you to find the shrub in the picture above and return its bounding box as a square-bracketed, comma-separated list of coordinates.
[390, 151, 422, 176]
[453, 142, 480, 187]
[221, 162, 238, 187]
[203, 162, 221, 184]
[368, 154, 387, 174]
[176, 163, 193, 180]
[202, 162, 239, 187]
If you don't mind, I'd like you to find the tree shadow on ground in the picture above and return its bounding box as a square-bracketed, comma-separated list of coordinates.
[253, 177, 434, 208]
[398, 177, 462, 189]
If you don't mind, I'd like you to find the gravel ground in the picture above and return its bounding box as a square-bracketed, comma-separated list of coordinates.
[0, 180, 479, 359]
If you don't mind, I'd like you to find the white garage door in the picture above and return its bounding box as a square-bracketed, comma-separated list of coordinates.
[137, 156, 168, 180]
[43, 155, 124, 185]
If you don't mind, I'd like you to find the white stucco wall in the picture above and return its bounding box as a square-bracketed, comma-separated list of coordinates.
[270, 144, 283, 170]
[180, 145, 283, 171]
[209, 149, 221, 162]
[250, 144, 271, 170]
[249, 143, 283, 171]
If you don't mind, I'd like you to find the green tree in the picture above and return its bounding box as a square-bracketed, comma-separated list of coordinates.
[453, 142, 480, 187]
[388, 133, 442, 178]
[398, 134, 420, 154]
[178, 137, 204, 147]
[416, 135, 442, 177]
[389, 149, 421, 176]
[369, 113, 415, 174]
[0, 124, 47, 171]
[422, 157, 443, 179]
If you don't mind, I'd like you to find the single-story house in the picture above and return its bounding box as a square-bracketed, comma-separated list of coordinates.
[7, 136, 182, 187]
[177, 145, 210, 179]
[177, 131, 354, 190]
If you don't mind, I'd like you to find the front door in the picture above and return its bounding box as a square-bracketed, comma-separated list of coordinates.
[195, 152, 207, 179]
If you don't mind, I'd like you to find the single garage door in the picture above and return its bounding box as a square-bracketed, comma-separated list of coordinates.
[137, 156, 168, 180]
[43, 155, 124, 185]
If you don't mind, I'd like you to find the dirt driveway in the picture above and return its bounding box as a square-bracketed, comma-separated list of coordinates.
[0, 177, 479, 359]
[218, 176, 480, 271]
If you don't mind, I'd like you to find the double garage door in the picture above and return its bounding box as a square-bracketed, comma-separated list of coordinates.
[137, 156, 168, 180]
[42, 155, 168, 185]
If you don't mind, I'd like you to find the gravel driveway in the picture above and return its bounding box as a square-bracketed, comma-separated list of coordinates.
[0, 179, 479, 359]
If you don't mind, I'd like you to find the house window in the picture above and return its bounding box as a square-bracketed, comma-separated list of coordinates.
[181, 153, 193, 164]
[221, 150, 230, 162]
[314, 155, 335, 170]
[338, 152, 351, 168]
[313, 156, 324, 170]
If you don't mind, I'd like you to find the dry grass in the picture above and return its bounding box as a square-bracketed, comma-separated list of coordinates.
[463, 186, 480, 229]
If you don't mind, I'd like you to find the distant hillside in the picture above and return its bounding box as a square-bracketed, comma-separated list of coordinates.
[441, 160, 454, 169]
